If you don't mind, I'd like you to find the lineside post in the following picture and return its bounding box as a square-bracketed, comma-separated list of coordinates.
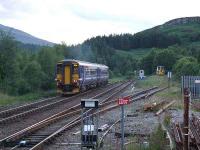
[121, 104, 124, 150]
[118, 97, 130, 150]
[183, 88, 190, 150]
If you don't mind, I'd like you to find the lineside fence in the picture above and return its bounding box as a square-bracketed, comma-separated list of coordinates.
[181, 76, 200, 99]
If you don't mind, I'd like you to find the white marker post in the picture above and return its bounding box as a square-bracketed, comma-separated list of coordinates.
[167, 71, 172, 88]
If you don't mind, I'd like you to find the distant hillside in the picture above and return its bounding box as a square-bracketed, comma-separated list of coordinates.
[83, 16, 200, 51]
[163, 16, 200, 26]
[0, 24, 54, 46]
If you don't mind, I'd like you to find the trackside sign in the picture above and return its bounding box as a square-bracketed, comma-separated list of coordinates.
[118, 97, 130, 105]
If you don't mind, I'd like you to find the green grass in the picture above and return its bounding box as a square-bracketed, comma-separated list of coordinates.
[0, 91, 57, 106]
[109, 76, 127, 83]
[136, 75, 168, 88]
[136, 75, 183, 109]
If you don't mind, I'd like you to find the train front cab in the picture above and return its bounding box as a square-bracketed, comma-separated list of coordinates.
[156, 66, 165, 76]
[56, 61, 80, 95]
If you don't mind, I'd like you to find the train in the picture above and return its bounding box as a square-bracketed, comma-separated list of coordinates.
[55, 59, 109, 95]
[156, 66, 165, 76]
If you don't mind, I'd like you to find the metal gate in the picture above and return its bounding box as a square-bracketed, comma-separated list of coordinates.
[181, 76, 200, 99]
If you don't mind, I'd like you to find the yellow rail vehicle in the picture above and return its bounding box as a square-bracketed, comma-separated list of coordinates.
[55, 59, 109, 95]
[56, 61, 80, 94]
[156, 66, 165, 76]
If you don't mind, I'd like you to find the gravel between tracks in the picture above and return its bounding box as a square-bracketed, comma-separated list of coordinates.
[45, 85, 161, 150]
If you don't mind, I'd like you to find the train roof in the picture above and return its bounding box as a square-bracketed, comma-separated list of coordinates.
[60, 59, 108, 69]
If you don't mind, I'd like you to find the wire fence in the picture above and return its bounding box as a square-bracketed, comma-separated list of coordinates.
[181, 76, 200, 99]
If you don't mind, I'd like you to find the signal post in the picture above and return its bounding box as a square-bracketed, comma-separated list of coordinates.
[118, 96, 130, 150]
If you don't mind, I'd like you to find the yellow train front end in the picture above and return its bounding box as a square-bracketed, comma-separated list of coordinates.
[156, 66, 165, 76]
[55, 60, 80, 95]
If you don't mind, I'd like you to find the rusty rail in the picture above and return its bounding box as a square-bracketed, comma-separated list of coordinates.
[171, 115, 200, 150]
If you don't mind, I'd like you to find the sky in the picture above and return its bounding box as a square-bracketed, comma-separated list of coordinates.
[0, 0, 199, 45]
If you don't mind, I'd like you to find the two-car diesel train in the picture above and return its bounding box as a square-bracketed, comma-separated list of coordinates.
[55, 59, 109, 95]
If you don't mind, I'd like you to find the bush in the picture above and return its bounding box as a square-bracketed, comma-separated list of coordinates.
[173, 57, 199, 78]
[23, 61, 44, 91]
[16, 78, 31, 95]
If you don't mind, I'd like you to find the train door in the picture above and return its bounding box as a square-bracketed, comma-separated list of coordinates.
[64, 65, 71, 85]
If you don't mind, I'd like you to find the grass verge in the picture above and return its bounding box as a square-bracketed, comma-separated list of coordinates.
[0, 90, 57, 106]
[136, 75, 182, 109]
[109, 76, 127, 83]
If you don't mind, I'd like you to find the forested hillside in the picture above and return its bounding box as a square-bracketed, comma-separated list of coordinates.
[1, 17, 200, 96]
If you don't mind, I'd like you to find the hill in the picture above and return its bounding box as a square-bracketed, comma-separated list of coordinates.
[0, 24, 54, 46]
[83, 17, 200, 51]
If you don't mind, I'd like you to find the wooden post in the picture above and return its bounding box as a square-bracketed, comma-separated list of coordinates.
[183, 88, 190, 150]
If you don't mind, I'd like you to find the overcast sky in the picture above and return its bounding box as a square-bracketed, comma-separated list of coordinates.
[0, 0, 199, 44]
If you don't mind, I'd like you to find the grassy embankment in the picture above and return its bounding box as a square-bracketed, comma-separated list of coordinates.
[136, 75, 183, 109]
[0, 91, 57, 106]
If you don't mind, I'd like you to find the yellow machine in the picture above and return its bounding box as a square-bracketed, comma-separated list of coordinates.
[156, 66, 165, 76]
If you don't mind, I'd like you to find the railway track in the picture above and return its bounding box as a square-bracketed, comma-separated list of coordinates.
[0, 96, 60, 119]
[2, 85, 166, 150]
[0, 80, 133, 149]
[171, 114, 200, 150]
[0, 83, 120, 125]
[0, 82, 125, 141]
[40, 86, 166, 150]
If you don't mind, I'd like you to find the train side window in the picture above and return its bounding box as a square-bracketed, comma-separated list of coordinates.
[90, 69, 97, 75]
[85, 68, 90, 76]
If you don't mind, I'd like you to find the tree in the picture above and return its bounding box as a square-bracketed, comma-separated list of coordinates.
[37, 47, 56, 89]
[153, 49, 177, 71]
[0, 31, 20, 94]
[140, 50, 156, 74]
[173, 57, 199, 78]
[23, 61, 44, 91]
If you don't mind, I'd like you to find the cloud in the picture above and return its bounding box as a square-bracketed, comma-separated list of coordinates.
[0, 0, 199, 44]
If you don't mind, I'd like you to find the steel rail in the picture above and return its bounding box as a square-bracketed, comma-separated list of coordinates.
[0, 81, 130, 148]
[30, 86, 165, 150]
[0, 83, 120, 124]
[98, 119, 121, 148]
[0, 96, 60, 118]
